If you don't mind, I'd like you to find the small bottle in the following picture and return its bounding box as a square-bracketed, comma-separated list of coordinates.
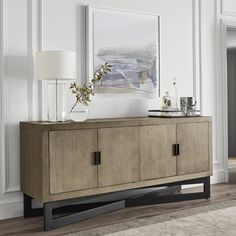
[162, 92, 171, 111]
[171, 77, 179, 111]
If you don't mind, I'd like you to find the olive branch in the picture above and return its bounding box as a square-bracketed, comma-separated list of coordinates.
[69, 62, 112, 112]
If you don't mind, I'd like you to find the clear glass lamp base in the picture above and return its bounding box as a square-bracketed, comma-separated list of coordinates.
[46, 80, 67, 122]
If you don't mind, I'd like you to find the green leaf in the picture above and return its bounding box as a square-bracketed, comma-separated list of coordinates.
[70, 62, 112, 106]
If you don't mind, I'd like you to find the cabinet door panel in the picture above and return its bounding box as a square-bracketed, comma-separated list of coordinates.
[98, 127, 139, 187]
[49, 129, 97, 194]
[177, 122, 209, 175]
[140, 125, 176, 180]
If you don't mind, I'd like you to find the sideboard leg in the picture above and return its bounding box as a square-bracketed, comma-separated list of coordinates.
[25, 176, 211, 231]
[23, 194, 42, 218]
[204, 176, 211, 199]
[43, 202, 53, 231]
[126, 177, 211, 207]
[23, 194, 32, 218]
[176, 185, 182, 192]
[42, 199, 125, 231]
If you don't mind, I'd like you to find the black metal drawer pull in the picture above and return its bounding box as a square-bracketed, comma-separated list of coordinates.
[173, 144, 176, 156]
[173, 144, 180, 156]
[176, 144, 180, 156]
[94, 151, 101, 165]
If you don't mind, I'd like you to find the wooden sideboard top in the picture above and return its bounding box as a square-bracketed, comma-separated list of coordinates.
[20, 116, 212, 131]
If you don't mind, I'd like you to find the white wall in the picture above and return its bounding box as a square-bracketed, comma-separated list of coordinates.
[0, 0, 228, 219]
[42, 0, 195, 118]
[226, 29, 236, 48]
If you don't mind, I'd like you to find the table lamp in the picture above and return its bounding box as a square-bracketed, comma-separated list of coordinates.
[36, 51, 76, 121]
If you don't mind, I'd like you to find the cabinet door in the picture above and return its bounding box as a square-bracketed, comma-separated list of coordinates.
[98, 127, 139, 187]
[177, 122, 209, 175]
[49, 129, 97, 194]
[140, 125, 176, 180]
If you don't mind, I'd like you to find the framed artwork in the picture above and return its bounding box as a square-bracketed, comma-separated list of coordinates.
[86, 6, 160, 97]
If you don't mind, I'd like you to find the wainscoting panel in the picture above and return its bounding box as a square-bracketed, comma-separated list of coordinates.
[221, 0, 236, 16]
[2, 0, 28, 193]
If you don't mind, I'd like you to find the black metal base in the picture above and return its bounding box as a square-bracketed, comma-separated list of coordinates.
[24, 176, 210, 231]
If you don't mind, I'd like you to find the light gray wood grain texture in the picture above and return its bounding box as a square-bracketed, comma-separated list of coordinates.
[140, 125, 177, 180]
[177, 122, 209, 175]
[36, 172, 212, 202]
[98, 127, 139, 187]
[20, 117, 212, 131]
[208, 122, 213, 176]
[20, 126, 46, 201]
[49, 129, 98, 194]
[20, 117, 213, 202]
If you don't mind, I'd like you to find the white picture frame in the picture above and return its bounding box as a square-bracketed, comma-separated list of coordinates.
[86, 6, 160, 97]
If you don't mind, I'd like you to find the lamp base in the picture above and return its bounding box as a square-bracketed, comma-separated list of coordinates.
[46, 80, 67, 122]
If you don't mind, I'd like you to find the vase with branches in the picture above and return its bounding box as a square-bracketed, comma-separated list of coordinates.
[69, 62, 112, 121]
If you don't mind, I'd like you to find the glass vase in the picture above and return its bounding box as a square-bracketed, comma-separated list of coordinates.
[69, 103, 89, 122]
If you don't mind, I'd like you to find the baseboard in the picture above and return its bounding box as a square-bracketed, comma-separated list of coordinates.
[0, 200, 23, 220]
[211, 168, 227, 184]
[176, 169, 227, 189]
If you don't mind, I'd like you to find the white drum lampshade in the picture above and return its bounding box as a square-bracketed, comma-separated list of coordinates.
[37, 51, 76, 80]
[36, 51, 76, 121]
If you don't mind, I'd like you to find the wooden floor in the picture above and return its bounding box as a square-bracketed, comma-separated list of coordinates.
[0, 174, 236, 236]
[229, 157, 236, 168]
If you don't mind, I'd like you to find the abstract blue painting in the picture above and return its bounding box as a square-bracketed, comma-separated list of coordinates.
[87, 7, 160, 97]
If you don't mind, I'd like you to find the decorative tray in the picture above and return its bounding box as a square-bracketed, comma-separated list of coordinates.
[148, 110, 201, 118]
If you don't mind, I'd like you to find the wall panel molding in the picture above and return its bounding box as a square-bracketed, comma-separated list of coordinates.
[0, 0, 19, 193]
[27, 0, 43, 121]
[220, 0, 236, 17]
[0, 0, 6, 193]
[38, 0, 46, 120]
[192, 0, 202, 111]
[1, 0, 22, 193]
[1, 0, 43, 193]
[0, 0, 10, 193]
[27, 0, 34, 121]
[213, 0, 221, 166]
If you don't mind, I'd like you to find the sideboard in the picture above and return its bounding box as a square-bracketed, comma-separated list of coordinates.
[20, 116, 212, 230]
